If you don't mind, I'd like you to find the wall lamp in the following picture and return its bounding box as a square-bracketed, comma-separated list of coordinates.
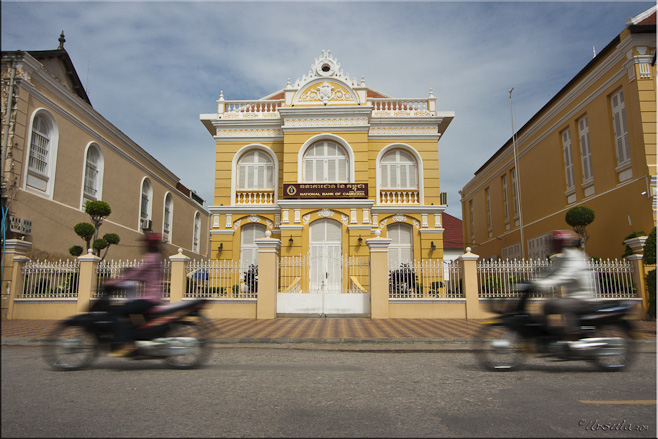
[288, 236, 294, 245]
[430, 241, 436, 251]
[218, 243, 223, 254]
[358, 234, 363, 244]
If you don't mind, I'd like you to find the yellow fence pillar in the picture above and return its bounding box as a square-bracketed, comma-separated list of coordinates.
[2, 239, 32, 320]
[255, 231, 281, 319]
[459, 247, 481, 319]
[624, 236, 649, 319]
[169, 248, 190, 303]
[77, 251, 101, 313]
[366, 230, 392, 319]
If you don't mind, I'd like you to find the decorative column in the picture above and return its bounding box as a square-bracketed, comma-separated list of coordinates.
[624, 236, 649, 319]
[459, 247, 481, 319]
[366, 230, 392, 319]
[2, 239, 32, 320]
[77, 250, 101, 313]
[255, 231, 281, 319]
[169, 248, 190, 303]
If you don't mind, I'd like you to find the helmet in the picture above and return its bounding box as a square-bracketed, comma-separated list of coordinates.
[549, 230, 578, 253]
[143, 232, 162, 244]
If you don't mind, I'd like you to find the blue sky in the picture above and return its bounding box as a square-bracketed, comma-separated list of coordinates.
[2, 1, 654, 219]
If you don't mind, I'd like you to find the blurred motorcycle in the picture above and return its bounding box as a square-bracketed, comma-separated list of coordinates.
[474, 282, 637, 371]
[43, 283, 211, 370]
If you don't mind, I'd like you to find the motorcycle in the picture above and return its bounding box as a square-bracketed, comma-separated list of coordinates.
[43, 283, 211, 370]
[474, 282, 637, 372]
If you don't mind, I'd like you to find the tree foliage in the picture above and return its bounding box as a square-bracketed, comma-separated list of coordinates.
[69, 201, 120, 261]
[565, 206, 595, 251]
[644, 227, 656, 265]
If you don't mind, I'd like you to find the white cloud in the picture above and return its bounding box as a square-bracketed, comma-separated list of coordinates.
[2, 1, 654, 219]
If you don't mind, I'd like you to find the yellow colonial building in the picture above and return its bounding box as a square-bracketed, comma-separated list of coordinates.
[460, 7, 656, 261]
[201, 50, 454, 316]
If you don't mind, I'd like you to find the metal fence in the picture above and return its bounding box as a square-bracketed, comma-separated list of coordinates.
[20, 260, 80, 298]
[388, 260, 463, 299]
[95, 259, 171, 299]
[186, 259, 257, 299]
[477, 258, 636, 298]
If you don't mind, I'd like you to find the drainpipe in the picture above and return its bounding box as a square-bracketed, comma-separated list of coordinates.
[2, 56, 17, 203]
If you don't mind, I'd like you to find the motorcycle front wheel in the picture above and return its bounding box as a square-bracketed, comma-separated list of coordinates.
[589, 324, 635, 372]
[163, 317, 211, 369]
[43, 324, 99, 371]
[474, 324, 526, 371]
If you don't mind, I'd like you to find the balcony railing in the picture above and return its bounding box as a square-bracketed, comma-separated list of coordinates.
[220, 100, 283, 119]
[370, 99, 433, 117]
[379, 190, 420, 205]
[235, 190, 275, 205]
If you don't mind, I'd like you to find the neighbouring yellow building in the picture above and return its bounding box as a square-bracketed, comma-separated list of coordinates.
[460, 7, 656, 261]
[201, 50, 454, 316]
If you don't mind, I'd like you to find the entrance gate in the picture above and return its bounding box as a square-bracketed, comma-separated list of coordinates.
[277, 252, 370, 316]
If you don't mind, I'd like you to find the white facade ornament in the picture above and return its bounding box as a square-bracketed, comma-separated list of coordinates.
[317, 208, 334, 218]
[341, 214, 349, 226]
[412, 219, 420, 229]
[225, 213, 232, 228]
[392, 214, 407, 222]
[379, 219, 388, 228]
[266, 219, 273, 229]
[248, 214, 260, 223]
[233, 219, 242, 230]
[302, 214, 311, 225]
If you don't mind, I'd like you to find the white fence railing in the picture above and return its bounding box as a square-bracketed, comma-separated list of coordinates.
[96, 259, 171, 299]
[279, 254, 370, 294]
[20, 260, 80, 298]
[389, 260, 463, 299]
[477, 258, 636, 299]
[186, 259, 257, 299]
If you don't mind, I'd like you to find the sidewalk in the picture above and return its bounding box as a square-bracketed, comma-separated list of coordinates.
[2, 318, 655, 351]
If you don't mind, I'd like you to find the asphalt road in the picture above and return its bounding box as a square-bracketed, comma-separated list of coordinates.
[2, 346, 656, 438]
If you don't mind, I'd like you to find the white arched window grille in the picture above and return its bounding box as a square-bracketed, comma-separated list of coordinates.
[240, 223, 266, 267]
[139, 178, 153, 231]
[25, 111, 59, 196]
[163, 193, 173, 243]
[192, 212, 201, 253]
[237, 150, 274, 190]
[388, 223, 413, 269]
[303, 140, 349, 183]
[82, 143, 103, 204]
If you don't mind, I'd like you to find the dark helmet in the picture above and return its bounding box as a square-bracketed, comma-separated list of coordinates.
[143, 232, 162, 250]
[549, 230, 578, 253]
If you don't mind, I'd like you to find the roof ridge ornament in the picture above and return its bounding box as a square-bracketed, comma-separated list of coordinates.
[58, 31, 66, 50]
[290, 50, 366, 89]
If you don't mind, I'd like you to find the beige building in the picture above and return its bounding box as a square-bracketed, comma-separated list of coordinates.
[460, 7, 656, 261]
[1, 34, 210, 262]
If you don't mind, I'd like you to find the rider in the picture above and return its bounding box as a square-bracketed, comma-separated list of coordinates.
[531, 230, 594, 346]
[106, 232, 164, 357]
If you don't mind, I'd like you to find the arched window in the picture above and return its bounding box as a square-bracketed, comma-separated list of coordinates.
[26, 111, 58, 196]
[303, 140, 348, 183]
[380, 149, 418, 189]
[139, 178, 153, 231]
[237, 150, 274, 190]
[163, 193, 173, 243]
[388, 223, 413, 268]
[192, 212, 201, 253]
[240, 223, 266, 267]
[82, 143, 103, 203]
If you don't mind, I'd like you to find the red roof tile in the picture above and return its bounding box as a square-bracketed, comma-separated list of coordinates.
[442, 213, 464, 250]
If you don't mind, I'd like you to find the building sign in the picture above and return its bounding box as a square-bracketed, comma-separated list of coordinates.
[283, 183, 368, 199]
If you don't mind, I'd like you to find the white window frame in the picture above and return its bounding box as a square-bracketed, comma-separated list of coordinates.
[302, 140, 349, 183]
[379, 149, 418, 189]
[162, 192, 173, 243]
[231, 145, 279, 206]
[485, 187, 492, 231]
[577, 115, 593, 184]
[237, 150, 274, 190]
[81, 143, 104, 206]
[192, 211, 201, 253]
[139, 178, 153, 230]
[24, 109, 59, 198]
[375, 144, 424, 205]
[501, 174, 509, 223]
[561, 128, 575, 193]
[297, 134, 355, 183]
[611, 88, 631, 167]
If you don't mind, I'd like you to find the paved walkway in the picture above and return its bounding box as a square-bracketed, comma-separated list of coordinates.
[2, 318, 655, 349]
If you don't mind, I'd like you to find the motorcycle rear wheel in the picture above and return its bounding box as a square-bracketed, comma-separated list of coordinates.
[474, 324, 526, 371]
[589, 324, 635, 372]
[163, 318, 211, 369]
[43, 325, 99, 371]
